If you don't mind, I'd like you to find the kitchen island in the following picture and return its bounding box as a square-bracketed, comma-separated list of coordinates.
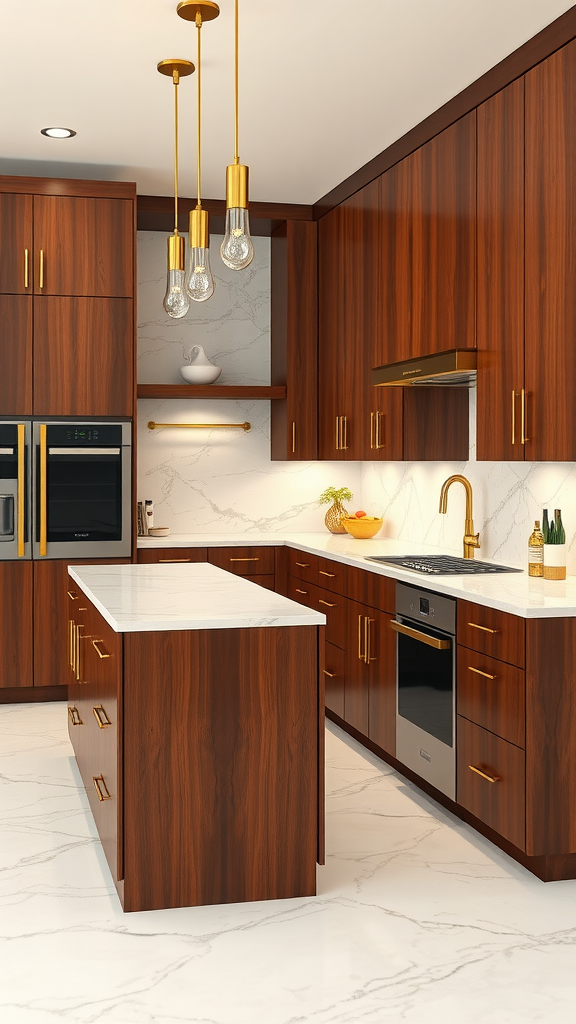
[66, 563, 325, 912]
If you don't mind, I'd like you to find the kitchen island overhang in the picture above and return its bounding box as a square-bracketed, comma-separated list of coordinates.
[67, 563, 326, 913]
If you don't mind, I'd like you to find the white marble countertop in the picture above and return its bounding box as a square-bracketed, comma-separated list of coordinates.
[137, 532, 576, 618]
[69, 563, 326, 634]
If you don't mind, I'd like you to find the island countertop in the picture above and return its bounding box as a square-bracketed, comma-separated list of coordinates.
[68, 563, 326, 634]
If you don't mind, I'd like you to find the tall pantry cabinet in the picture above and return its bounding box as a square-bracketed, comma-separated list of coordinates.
[0, 176, 136, 700]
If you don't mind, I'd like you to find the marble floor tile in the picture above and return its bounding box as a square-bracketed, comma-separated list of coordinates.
[1, 703, 575, 1024]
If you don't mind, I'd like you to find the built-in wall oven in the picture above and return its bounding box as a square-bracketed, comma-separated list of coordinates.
[391, 582, 456, 799]
[0, 420, 131, 561]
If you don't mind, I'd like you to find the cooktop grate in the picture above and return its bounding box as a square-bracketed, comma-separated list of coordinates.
[365, 555, 523, 576]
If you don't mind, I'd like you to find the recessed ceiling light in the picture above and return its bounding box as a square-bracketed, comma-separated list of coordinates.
[40, 127, 77, 139]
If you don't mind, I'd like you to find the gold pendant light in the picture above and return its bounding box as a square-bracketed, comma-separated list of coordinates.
[157, 58, 195, 319]
[220, 0, 254, 270]
[177, 1, 220, 302]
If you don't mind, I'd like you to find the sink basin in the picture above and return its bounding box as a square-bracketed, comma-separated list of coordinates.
[364, 555, 523, 576]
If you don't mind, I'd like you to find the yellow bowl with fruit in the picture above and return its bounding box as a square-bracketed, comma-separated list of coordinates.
[342, 513, 383, 539]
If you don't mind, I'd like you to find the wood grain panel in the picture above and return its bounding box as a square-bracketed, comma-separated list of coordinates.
[0, 295, 32, 414]
[476, 78, 525, 461]
[367, 608, 396, 756]
[0, 192, 33, 294]
[403, 387, 469, 462]
[0, 561, 33, 689]
[318, 201, 346, 460]
[136, 548, 208, 564]
[316, 587, 347, 650]
[457, 600, 525, 668]
[136, 194, 313, 235]
[525, 39, 576, 461]
[33, 297, 133, 416]
[377, 163, 411, 367]
[123, 625, 320, 911]
[0, 176, 135, 199]
[324, 642, 345, 719]
[288, 548, 319, 586]
[457, 716, 525, 850]
[457, 646, 525, 748]
[207, 546, 276, 575]
[317, 557, 350, 597]
[271, 220, 318, 460]
[526, 616, 576, 856]
[33, 195, 133, 297]
[137, 384, 286, 400]
[344, 602, 370, 735]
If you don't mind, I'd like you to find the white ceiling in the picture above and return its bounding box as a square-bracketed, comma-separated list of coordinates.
[1, 0, 573, 205]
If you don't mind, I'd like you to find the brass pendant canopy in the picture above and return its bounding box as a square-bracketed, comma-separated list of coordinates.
[176, 1, 220, 23]
[157, 58, 195, 78]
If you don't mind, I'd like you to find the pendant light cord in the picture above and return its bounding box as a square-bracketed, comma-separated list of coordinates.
[173, 70, 179, 233]
[234, 0, 239, 164]
[196, 12, 202, 208]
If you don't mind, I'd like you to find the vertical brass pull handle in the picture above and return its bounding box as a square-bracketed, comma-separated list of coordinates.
[341, 415, 348, 450]
[511, 390, 516, 445]
[92, 639, 111, 659]
[376, 411, 385, 449]
[291, 421, 296, 454]
[358, 613, 364, 661]
[335, 415, 340, 451]
[24, 248, 29, 289]
[93, 775, 112, 801]
[68, 619, 74, 671]
[364, 616, 369, 664]
[521, 389, 529, 444]
[68, 705, 83, 726]
[75, 625, 85, 680]
[370, 412, 376, 450]
[39, 249, 45, 289]
[39, 424, 47, 556]
[93, 704, 112, 729]
[17, 423, 25, 557]
[367, 617, 376, 662]
[468, 765, 500, 784]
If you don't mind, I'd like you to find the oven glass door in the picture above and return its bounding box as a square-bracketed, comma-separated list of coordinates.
[397, 620, 454, 747]
[40, 448, 122, 542]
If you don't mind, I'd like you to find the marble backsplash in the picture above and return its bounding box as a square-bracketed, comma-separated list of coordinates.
[137, 231, 575, 568]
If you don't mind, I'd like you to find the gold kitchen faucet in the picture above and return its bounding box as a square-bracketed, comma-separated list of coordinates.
[438, 474, 480, 559]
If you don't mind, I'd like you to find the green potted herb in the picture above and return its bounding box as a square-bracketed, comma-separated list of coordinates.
[318, 485, 353, 534]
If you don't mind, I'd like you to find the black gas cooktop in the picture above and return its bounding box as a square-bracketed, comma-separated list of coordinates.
[364, 555, 523, 576]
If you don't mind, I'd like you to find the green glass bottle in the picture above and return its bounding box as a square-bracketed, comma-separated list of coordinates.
[542, 509, 550, 543]
[554, 509, 566, 544]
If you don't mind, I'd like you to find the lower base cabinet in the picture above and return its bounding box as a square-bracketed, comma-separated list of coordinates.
[0, 561, 33, 690]
[457, 716, 526, 850]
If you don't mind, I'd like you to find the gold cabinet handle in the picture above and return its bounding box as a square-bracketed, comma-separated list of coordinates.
[467, 622, 499, 634]
[341, 415, 348, 450]
[366, 617, 375, 662]
[93, 704, 112, 729]
[17, 423, 25, 557]
[468, 765, 500, 784]
[291, 421, 296, 454]
[24, 248, 29, 289]
[229, 557, 259, 562]
[521, 388, 529, 444]
[370, 411, 376, 450]
[93, 775, 111, 801]
[335, 415, 340, 451]
[295, 588, 308, 595]
[295, 561, 309, 568]
[68, 619, 75, 671]
[67, 590, 78, 600]
[364, 616, 369, 664]
[358, 613, 365, 661]
[38, 248, 45, 289]
[68, 705, 83, 726]
[511, 390, 517, 445]
[389, 618, 451, 650]
[39, 424, 47, 556]
[323, 669, 336, 678]
[319, 599, 336, 607]
[75, 624, 84, 680]
[468, 666, 497, 680]
[319, 570, 336, 578]
[92, 639, 111, 659]
[158, 558, 191, 563]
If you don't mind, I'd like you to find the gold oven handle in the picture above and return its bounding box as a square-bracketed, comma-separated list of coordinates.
[389, 618, 451, 650]
[17, 423, 25, 557]
[39, 424, 47, 556]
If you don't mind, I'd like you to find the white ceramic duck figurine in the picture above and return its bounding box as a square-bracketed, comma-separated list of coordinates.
[180, 345, 222, 384]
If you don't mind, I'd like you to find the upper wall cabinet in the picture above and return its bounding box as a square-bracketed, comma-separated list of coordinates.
[0, 178, 136, 418]
[477, 40, 576, 462]
[377, 111, 476, 366]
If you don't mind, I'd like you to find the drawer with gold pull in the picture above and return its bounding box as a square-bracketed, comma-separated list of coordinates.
[288, 548, 319, 585]
[208, 546, 276, 576]
[457, 647, 525, 747]
[457, 600, 525, 668]
[457, 716, 525, 850]
[324, 642, 345, 719]
[316, 556, 349, 597]
[137, 547, 208, 564]
[314, 588, 347, 650]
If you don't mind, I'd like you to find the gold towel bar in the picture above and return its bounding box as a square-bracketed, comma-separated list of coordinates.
[148, 420, 251, 432]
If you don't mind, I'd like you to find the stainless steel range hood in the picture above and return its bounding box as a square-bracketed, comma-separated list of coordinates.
[372, 349, 477, 387]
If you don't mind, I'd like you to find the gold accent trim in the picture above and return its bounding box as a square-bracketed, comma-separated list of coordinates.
[148, 420, 251, 432]
[92, 639, 111, 660]
[93, 775, 111, 801]
[468, 666, 497, 680]
[291, 421, 296, 454]
[17, 424, 25, 557]
[389, 619, 451, 650]
[189, 206, 209, 249]
[39, 424, 47, 556]
[39, 249, 44, 289]
[67, 590, 78, 600]
[177, 1, 220, 22]
[295, 562, 309, 568]
[375, 411, 384, 449]
[364, 616, 369, 664]
[295, 588, 307, 594]
[468, 765, 500, 784]
[370, 411, 375, 450]
[225, 163, 249, 210]
[511, 390, 517, 445]
[24, 248, 29, 289]
[335, 415, 340, 451]
[366, 617, 375, 662]
[521, 388, 529, 444]
[68, 620, 74, 671]
[467, 622, 498, 634]
[93, 705, 112, 729]
[167, 233, 185, 271]
[158, 558, 192, 562]
[229, 557, 259, 561]
[358, 614, 364, 661]
[372, 349, 477, 387]
[341, 415, 348, 450]
[543, 565, 566, 580]
[319, 570, 336, 578]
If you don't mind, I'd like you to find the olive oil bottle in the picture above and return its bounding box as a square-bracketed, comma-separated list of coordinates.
[528, 520, 544, 577]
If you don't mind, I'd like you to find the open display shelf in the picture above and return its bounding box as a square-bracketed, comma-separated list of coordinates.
[137, 384, 287, 400]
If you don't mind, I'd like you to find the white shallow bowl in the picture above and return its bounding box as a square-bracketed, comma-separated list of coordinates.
[147, 527, 170, 537]
[180, 364, 222, 384]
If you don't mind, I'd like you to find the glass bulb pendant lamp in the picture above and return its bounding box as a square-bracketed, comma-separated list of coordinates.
[157, 58, 195, 318]
[177, 1, 220, 302]
[220, 0, 254, 270]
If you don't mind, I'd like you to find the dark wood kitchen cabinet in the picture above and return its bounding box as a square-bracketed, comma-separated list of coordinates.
[0, 561, 33, 690]
[271, 220, 318, 460]
[0, 295, 33, 414]
[0, 193, 33, 294]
